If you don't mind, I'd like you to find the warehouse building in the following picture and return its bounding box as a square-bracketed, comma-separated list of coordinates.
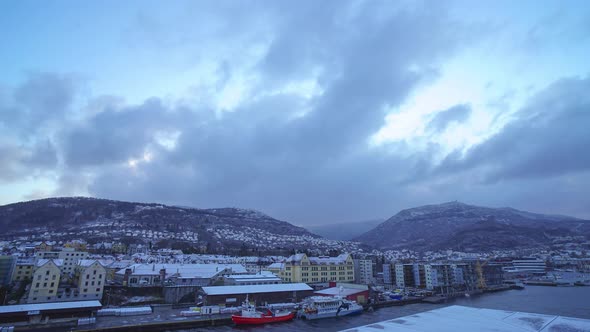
[201, 283, 313, 306]
[0, 300, 102, 324]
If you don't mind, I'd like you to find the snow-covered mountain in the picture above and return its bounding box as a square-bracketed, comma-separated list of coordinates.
[354, 201, 590, 251]
[0, 197, 359, 253]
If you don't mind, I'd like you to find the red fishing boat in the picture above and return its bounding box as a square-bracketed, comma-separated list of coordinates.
[231, 296, 295, 325]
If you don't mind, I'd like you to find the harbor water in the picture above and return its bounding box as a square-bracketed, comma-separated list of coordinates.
[184, 286, 590, 332]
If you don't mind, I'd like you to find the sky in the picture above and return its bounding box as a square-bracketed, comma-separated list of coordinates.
[1, 0, 590, 225]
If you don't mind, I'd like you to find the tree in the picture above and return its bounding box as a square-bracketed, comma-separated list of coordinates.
[239, 243, 249, 257]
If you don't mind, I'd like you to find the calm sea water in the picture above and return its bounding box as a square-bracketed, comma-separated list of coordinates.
[184, 286, 590, 332]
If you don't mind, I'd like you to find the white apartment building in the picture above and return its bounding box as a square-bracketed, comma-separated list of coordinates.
[354, 259, 373, 284]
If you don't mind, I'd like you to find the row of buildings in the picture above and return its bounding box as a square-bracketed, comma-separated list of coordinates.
[5, 247, 547, 306]
[383, 262, 505, 291]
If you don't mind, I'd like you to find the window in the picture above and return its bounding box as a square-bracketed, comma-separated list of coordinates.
[46, 271, 50, 275]
[43, 283, 47, 287]
[52, 275, 56, 280]
[49, 290, 54, 294]
[94, 270, 97, 275]
[96, 288, 100, 292]
[85, 281, 88, 286]
[35, 283, 40, 288]
[50, 282, 54, 287]
[83, 288, 87, 292]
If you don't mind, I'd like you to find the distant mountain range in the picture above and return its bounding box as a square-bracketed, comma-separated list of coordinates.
[1, 198, 588, 253]
[307, 219, 384, 241]
[0, 197, 333, 252]
[354, 201, 590, 251]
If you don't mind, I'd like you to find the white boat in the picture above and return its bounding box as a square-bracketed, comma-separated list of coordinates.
[298, 296, 363, 320]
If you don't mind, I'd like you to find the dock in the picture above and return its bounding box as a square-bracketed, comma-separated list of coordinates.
[365, 297, 423, 310]
[75, 315, 233, 332]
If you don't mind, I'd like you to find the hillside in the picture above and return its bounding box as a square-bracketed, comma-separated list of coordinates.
[354, 202, 590, 251]
[0, 197, 358, 252]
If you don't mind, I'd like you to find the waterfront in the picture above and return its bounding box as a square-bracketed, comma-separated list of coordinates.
[185, 286, 590, 332]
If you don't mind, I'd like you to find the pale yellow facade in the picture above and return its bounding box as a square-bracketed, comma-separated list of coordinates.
[12, 261, 34, 282]
[28, 260, 61, 303]
[273, 253, 355, 284]
[75, 260, 106, 300]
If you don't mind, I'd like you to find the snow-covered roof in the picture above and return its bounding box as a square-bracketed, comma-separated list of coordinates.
[0, 300, 102, 314]
[116, 263, 246, 279]
[315, 287, 367, 297]
[36, 258, 63, 267]
[225, 271, 278, 279]
[77, 259, 106, 268]
[308, 253, 351, 265]
[267, 262, 284, 269]
[286, 253, 307, 262]
[202, 283, 312, 295]
[107, 260, 134, 269]
[339, 305, 590, 332]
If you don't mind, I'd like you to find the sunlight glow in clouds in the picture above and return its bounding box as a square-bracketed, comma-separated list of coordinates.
[1, 0, 590, 222]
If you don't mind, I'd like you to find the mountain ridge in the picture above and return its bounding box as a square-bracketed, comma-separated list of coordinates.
[354, 201, 590, 251]
[0, 196, 338, 253]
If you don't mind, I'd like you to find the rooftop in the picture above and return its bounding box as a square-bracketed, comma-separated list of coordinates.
[36, 258, 63, 267]
[77, 259, 107, 267]
[116, 263, 247, 279]
[0, 300, 102, 315]
[315, 287, 367, 297]
[202, 283, 312, 295]
[339, 305, 590, 332]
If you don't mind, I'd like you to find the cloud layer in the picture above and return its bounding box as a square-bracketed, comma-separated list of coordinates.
[1, 1, 590, 223]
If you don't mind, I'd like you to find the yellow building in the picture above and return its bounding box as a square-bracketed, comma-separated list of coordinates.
[11, 258, 35, 282]
[269, 253, 355, 284]
[28, 259, 62, 303]
[74, 260, 107, 301]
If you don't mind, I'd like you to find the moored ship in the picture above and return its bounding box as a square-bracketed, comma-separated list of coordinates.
[231, 296, 295, 325]
[298, 296, 363, 320]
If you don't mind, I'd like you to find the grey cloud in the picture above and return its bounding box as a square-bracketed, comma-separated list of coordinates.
[427, 104, 472, 133]
[0, 72, 78, 139]
[0, 145, 25, 182]
[85, 2, 471, 224]
[437, 76, 590, 182]
[0, 140, 58, 182]
[62, 98, 185, 167]
[11, 2, 590, 223]
[24, 139, 58, 169]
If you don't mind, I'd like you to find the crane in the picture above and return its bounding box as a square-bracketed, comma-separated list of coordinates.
[475, 260, 489, 290]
